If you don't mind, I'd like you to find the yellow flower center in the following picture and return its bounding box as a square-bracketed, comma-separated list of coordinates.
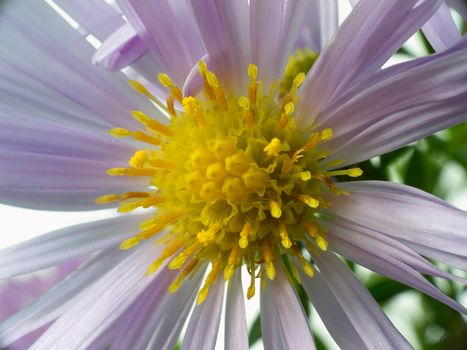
[97, 61, 362, 304]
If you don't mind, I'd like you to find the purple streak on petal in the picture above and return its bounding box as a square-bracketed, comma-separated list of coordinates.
[0, 249, 127, 348]
[422, 3, 461, 52]
[250, 0, 308, 85]
[225, 269, 248, 350]
[53, 0, 123, 40]
[261, 264, 316, 350]
[297, 0, 443, 124]
[296, 0, 339, 52]
[190, 0, 250, 92]
[29, 242, 163, 350]
[93, 23, 147, 72]
[0, 213, 150, 278]
[323, 219, 467, 314]
[321, 41, 467, 166]
[116, 0, 203, 86]
[182, 276, 225, 350]
[308, 252, 414, 349]
[327, 181, 467, 270]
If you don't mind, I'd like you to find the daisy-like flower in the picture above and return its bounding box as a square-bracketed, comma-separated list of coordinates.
[1, 0, 467, 349]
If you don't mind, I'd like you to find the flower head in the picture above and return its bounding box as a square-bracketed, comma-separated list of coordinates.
[0, 0, 467, 349]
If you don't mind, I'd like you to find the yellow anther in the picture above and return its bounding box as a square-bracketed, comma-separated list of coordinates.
[301, 259, 315, 277]
[320, 128, 333, 141]
[238, 96, 250, 110]
[279, 223, 292, 249]
[109, 128, 131, 137]
[157, 73, 173, 88]
[247, 264, 256, 299]
[146, 239, 184, 275]
[129, 150, 146, 167]
[182, 96, 206, 126]
[128, 79, 168, 112]
[300, 171, 312, 181]
[248, 64, 258, 81]
[107, 168, 127, 176]
[293, 72, 306, 88]
[238, 222, 251, 249]
[131, 111, 174, 137]
[197, 257, 221, 304]
[168, 241, 201, 269]
[224, 265, 235, 281]
[205, 71, 219, 88]
[264, 138, 282, 156]
[263, 241, 276, 280]
[284, 101, 294, 115]
[298, 194, 320, 208]
[348, 167, 363, 177]
[269, 200, 282, 218]
[95, 194, 120, 204]
[169, 258, 199, 293]
[316, 235, 328, 251]
[198, 60, 208, 75]
[119, 236, 140, 250]
[131, 131, 161, 146]
[118, 201, 141, 213]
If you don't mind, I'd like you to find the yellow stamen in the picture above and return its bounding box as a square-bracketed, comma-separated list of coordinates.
[269, 200, 282, 218]
[264, 138, 282, 157]
[298, 194, 320, 208]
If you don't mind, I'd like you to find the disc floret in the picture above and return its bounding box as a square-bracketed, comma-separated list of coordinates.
[98, 62, 362, 303]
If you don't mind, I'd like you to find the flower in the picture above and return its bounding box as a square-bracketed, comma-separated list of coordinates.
[1, 0, 467, 349]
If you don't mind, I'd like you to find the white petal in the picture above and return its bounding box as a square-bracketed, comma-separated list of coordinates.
[261, 264, 316, 350]
[182, 276, 225, 350]
[0, 213, 150, 278]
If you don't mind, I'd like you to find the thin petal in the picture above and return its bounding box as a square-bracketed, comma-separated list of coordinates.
[422, 3, 461, 52]
[322, 40, 467, 166]
[250, 0, 309, 84]
[261, 264, 316, 350]
[327, 181, 467, 270]
[0, 213, 150, 278]
[93, 23, 147, 72]
[182, 277, 225, 350]
[297, 0, 444, 123]
[117, 0, 204, 86]
[29, 242, 163, 350]
[0, 250, 127, 348]
[190, 0, 250, 91]
[323, 219, 467, 314]
[305, 252, 413, 349]
[225, 270, 248, 350]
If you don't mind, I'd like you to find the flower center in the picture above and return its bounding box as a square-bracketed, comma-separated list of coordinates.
[97, 61, 362, 304]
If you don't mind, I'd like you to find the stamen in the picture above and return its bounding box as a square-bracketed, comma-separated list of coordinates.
[298, 194, 320, 208]
[263, 240, 276, 280]
[269, 200, 282, 218]
[279, 223, 292, 249]
[169, 258, 199, 293]
[128, 79, 168, 113]
[131, 111, 174, 137]
[182, 96, 207, 126]
[325, 167, 363, 178]
[264, 138, 282, 157]
[238, 222, 251, 249]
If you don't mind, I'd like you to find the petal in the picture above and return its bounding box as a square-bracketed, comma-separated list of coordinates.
[250, 0, 309, 84]
[116, 0, 204, 86]
[190, 0, 250, 91]
[422, 3, 461, 52]
[0, 0, 158, 131]
[297, 0, 444, 123]
[182, 277, 225, 350]
[327, 181, 467, 270]
[225, 270, 248, 350]
[0, 250, 126, 348]
[447, 0, 467, 19]
[261, 264, 316, 350]
[29, 242, 163, 350]
[0, 151, 146, 211]
[300, 252, 413, 350]
[323, 219, 467, 314]
[296, 0, 339, 52]
[52, 0, 123, 40]
[93, 23, 147, 72]
[0, 213, 150, 278]
[322, 40, 467, 166]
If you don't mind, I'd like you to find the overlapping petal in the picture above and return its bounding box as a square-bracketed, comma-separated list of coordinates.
[422, 3, 461, 52]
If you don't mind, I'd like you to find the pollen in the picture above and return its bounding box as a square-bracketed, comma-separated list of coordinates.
[100, 62, 363, 303]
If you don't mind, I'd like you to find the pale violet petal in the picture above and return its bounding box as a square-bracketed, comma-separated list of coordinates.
[309, 252, 413, 349]
[297, 0, 444, 124]
[0, 213, 150, 278]
[327, 181, 467, 270]
[422, 3, 461, 52]
[225, 269, 248, 350]
[261, 264, 316, 350]
[29, 242, 163, 350]
[182, 276, 225, 350]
